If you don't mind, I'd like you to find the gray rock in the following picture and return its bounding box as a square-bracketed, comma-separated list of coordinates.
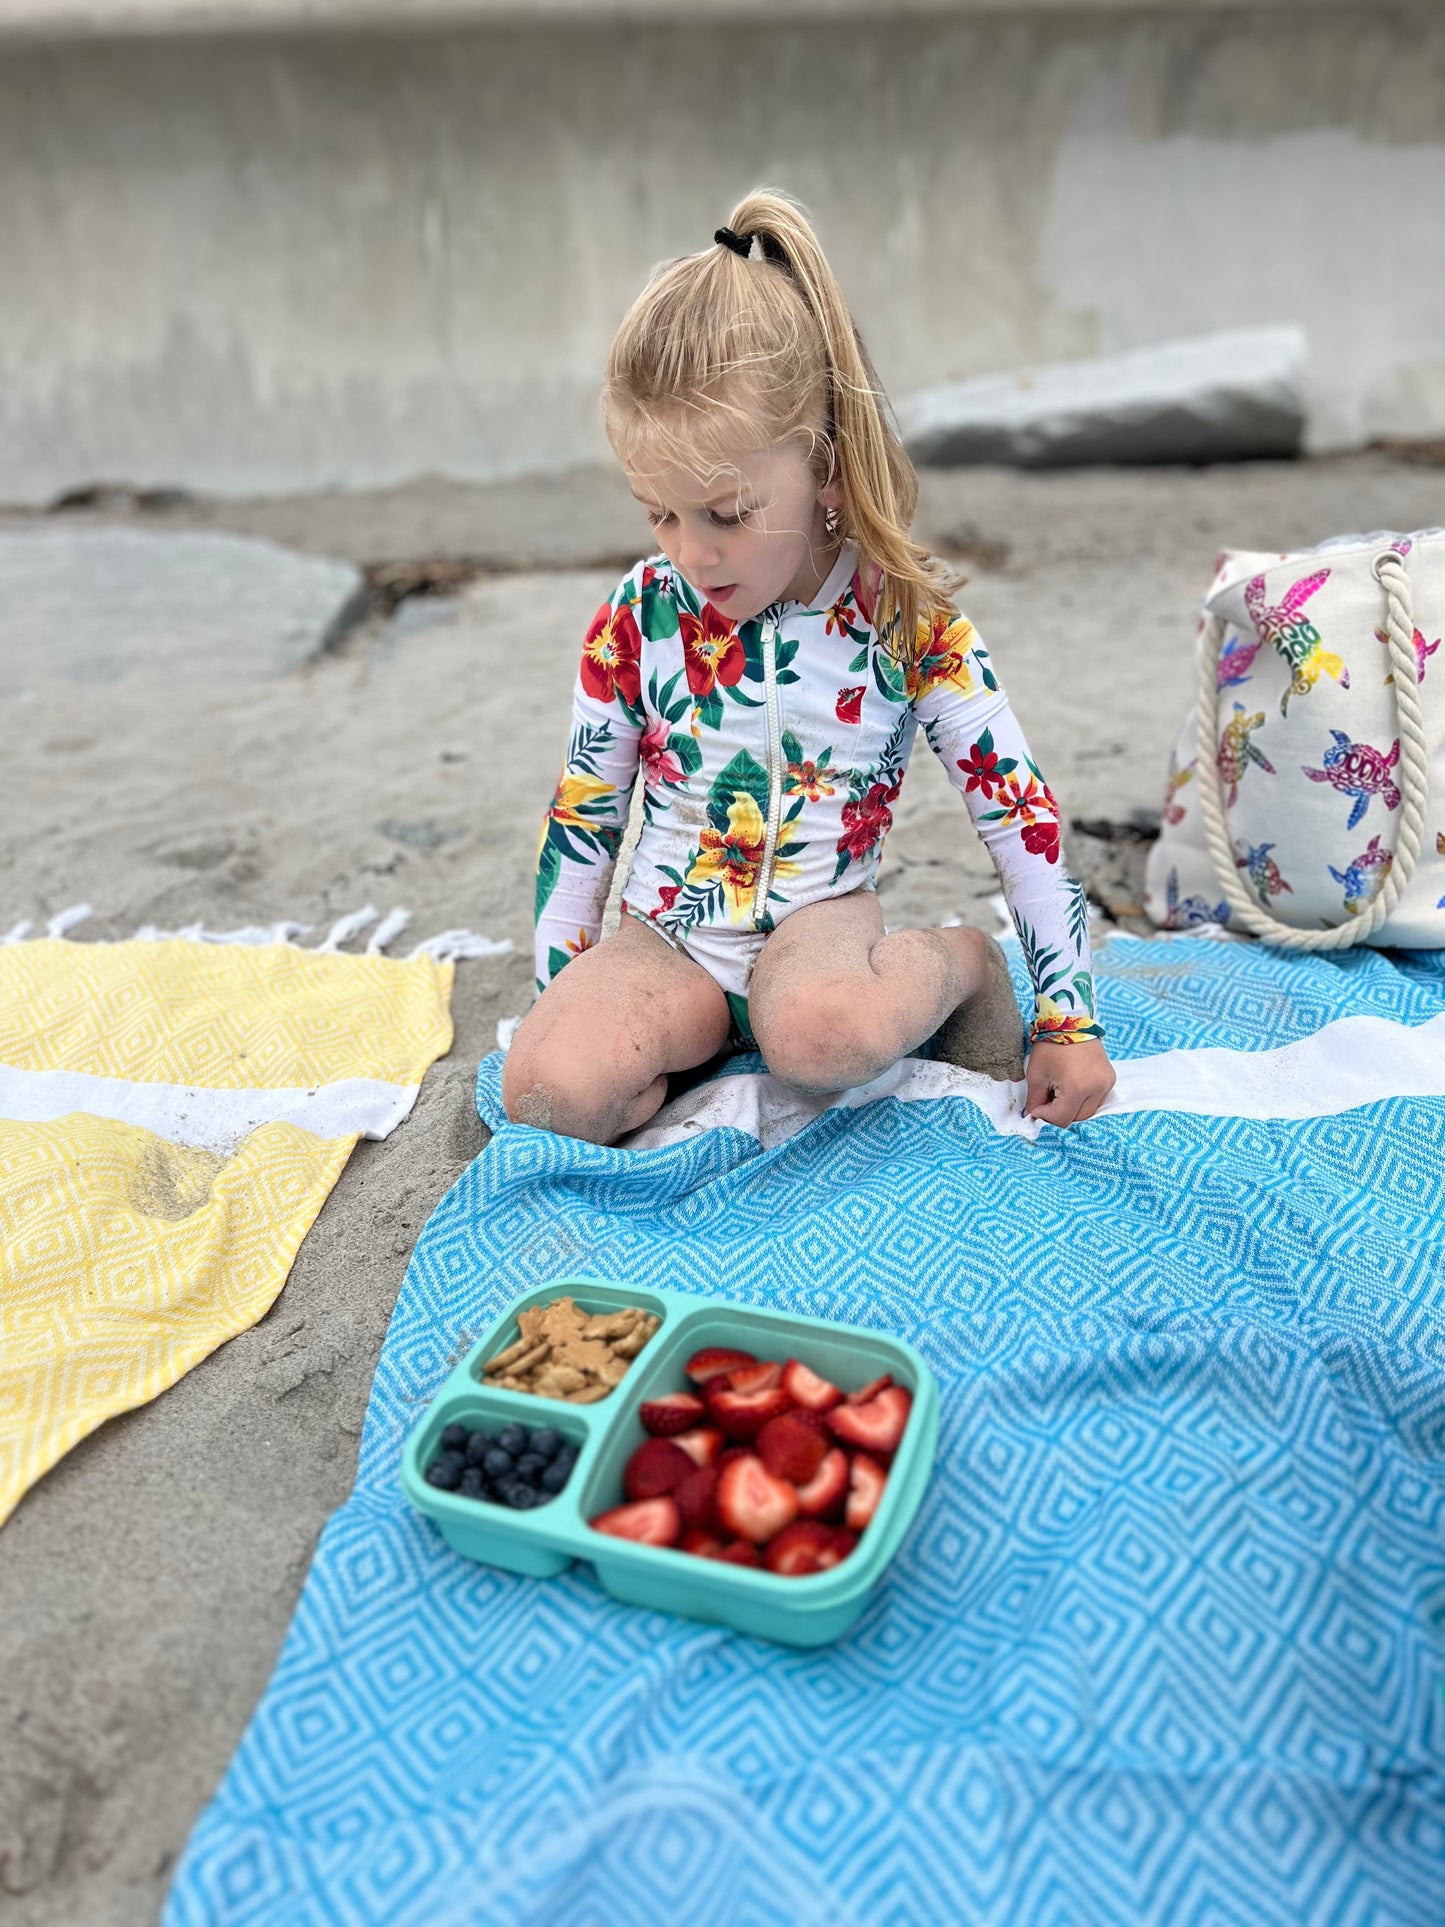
[0, 526, 367, 689]
[896, 327, 1307, 469]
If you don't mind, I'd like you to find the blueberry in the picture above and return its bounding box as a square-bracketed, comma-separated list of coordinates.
[539, 1455, 573, 1495]
[440, 1422, 468, 1453]
[426, 1456, 462, 1491]
[529, 1427, 563, 1462]
[513, 1453, 548, 1484]
[497, 1478, 536, 1509]
[482, 1447, 514, 1481]
[497, 1424, 528, 1457]
[465, 1431, 493, 1467]
[459, 1467, 486, 1499]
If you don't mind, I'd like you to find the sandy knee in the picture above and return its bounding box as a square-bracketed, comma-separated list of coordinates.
[504, 1078, 555, 1132]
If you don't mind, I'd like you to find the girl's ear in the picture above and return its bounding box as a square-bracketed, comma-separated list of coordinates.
[819, 468, 845, 513]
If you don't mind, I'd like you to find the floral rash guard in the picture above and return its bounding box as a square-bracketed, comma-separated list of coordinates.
[534, 540, 1103, 1050]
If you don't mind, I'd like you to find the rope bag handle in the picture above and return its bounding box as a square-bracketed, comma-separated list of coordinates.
[1193, 549, 1429, 950]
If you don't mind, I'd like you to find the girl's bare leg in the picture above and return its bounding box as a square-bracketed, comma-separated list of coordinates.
[748, 890, 990, 1095]
[502, 915, 731, 1143]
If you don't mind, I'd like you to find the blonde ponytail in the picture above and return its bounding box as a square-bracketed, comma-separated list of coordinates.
[602, 186, 961, 665]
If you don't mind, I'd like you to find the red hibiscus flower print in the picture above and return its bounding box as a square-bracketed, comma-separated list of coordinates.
[1020, 819, 1061, 864]
[679, 605, 744, 698]
[580, 599, 642, 707]
[836, 685, 865, 725]
[651, 883, 681, 916]
[640, 716, 686, 787]
[956, 733, 1014, 799]
[837, 780, 900, 863]
[824, 593, 857, 638]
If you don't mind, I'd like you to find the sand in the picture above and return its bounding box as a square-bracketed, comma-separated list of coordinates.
[2, 453, 1439, 1924]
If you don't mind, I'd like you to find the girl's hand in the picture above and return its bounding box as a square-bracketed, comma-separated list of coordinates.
[1024, 1037, 1116, 1127]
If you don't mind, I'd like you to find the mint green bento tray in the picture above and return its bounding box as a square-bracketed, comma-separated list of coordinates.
[400, 1279, 940, 1648]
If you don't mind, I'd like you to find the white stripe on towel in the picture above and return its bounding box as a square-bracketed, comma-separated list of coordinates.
[0, 1064, 424, 1154]
[623, 1011, 1445, 1152]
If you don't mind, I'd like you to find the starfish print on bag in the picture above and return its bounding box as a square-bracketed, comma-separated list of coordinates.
[1217, 704, 1276, 808]
[1302, 731, 1402, 833]
[1235, 841, 1294, 907]
[1244, 568, 1349, 715]
[1328, 834, 1393, 917]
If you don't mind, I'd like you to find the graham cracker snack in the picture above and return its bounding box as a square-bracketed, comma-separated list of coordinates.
[482, 1297, 660, 1403]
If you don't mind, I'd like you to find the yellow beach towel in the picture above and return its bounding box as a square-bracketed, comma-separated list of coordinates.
[0, 925, 468, 1525]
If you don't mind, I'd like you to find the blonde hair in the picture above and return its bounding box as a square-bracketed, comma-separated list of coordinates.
[601, 186, 962, 665]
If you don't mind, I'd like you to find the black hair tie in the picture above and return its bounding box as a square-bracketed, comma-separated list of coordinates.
[714, 226, 751, 258]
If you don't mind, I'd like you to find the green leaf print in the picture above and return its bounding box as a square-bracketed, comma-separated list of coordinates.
[535, 839, 562, 919]
[640, 578, 679, 643]
[547, 945, 574, 981]
[672, 732, 703, 777]
[1071, 971, 1095, 1016]
[782, 728, 805, 766]
[872, 647, 906, 706]
[707, 751, 770, 834]
[695, 689, 724, 732]
[1014, 913, 1068, 999]
[1066, 880, 1090, 953]
[849, 644, 868, 674]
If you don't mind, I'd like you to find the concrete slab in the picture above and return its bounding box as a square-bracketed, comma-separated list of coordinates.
[0, 528, 367, 690]
[896, 327, 1307, 468]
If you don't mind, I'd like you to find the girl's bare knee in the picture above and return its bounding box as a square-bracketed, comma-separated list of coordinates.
[755, 980, 901, 1094]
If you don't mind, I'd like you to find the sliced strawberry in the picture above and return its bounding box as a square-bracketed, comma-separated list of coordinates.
[718, 1539, 762, 1567]
[590, 1497, 680, 1546]
[623, 1437, 694, 1502]
[679, 1528, 729, 1559]
[763, 1520, 855, 1577]
[794, 1447, 850, 1521]
[705, 1382, 794, 1442]
[685, 1346, 757, 1385]
[672, 1426, 725, 1468]
[829, 1528, 860, 1561]
[727, 1361, 784, 1395]
[757, 1411, 828, 1486]
[781, 1358, 845, 1413]
[827, 1386, 912, 1456]
[673, 1464, 720, 1532]
[638, 1391, 706, 1436]
[845, 1453, 888, 1533]
[716, 1452, 799, 1544]
[846, 1373, 894, 1406]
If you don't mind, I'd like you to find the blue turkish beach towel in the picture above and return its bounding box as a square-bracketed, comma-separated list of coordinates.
[167, 937, 1445, 1926]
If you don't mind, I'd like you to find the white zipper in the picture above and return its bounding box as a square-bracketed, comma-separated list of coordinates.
[755, 612, 784, 921]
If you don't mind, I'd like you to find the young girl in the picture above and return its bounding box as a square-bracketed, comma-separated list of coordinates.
[504, 188, 1116, 1144]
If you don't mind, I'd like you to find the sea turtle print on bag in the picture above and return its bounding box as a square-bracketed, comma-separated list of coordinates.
[1375, 619, 1440, 687]
[1161, 866, 1230, 931]
[1301, 730, 1402, 833]
[535, 542, 1103, 1045]
[1145, 529, 1445, 947]
[1217, 703, 1276, 807]
[1244, 567, 1349, 715]
[1328, 834, 1393, 918]
[1235, 840, 1293, 907]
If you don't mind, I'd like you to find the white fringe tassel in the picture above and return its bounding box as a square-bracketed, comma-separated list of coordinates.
[46, 904, 93, 938]
[318, 905, 380, 953]
[4, 902, 512, 966]
[406, 929, 514, 963]
[366, 907, 411, 955]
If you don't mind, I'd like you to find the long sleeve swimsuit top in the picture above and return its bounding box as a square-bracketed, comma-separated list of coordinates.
[534, 539, 1104, 1049]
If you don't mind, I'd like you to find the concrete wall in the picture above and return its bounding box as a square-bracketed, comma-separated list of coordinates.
[2, 2, 1442, 502]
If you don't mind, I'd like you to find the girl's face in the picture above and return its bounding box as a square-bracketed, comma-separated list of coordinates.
[626, 438, 845, 623]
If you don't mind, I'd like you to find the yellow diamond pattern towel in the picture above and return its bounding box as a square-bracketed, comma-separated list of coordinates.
[0, 936, 456, 1525]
